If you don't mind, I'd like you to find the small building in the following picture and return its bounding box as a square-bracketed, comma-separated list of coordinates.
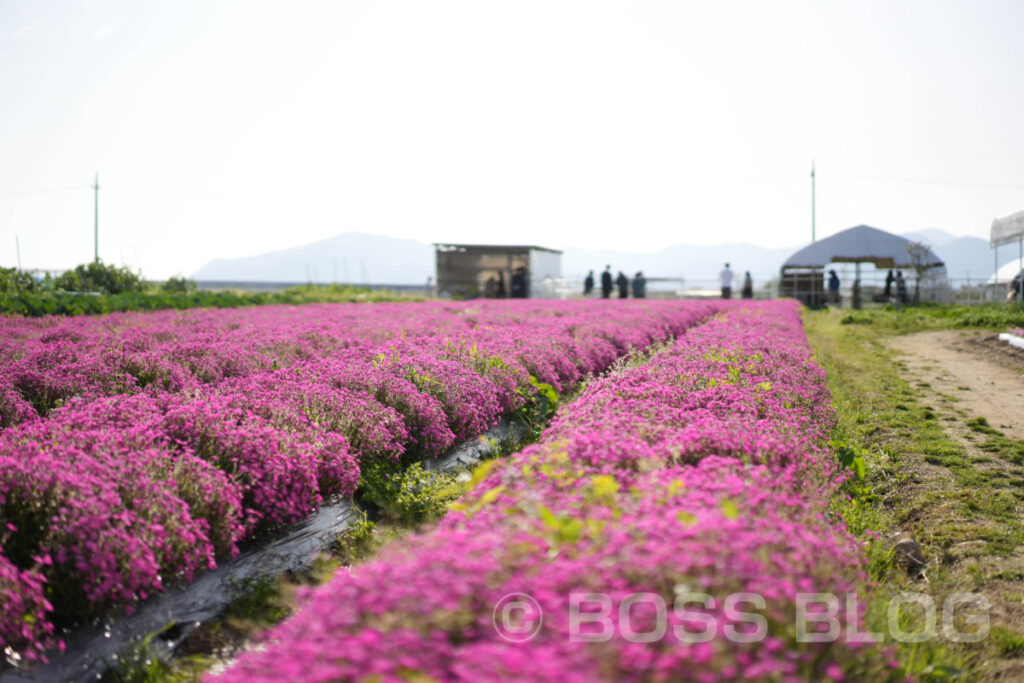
[434, 243, 562, 299]
[780, 225, 949, 307]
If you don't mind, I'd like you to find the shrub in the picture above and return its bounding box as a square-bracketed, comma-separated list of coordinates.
[161, 275, 197, 293]
[53, 261, 145, 295]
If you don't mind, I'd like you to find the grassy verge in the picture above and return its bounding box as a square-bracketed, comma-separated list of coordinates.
[0, 284, 423, 317]
[806, 307, 1024, 680]
[833, 302, 1024, 332]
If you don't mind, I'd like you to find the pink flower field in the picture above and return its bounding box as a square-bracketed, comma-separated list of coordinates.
[207, 300, 885, 682]
[0, 300, 728, 663]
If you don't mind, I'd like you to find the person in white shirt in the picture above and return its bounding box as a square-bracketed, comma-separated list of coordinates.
[720, 263, 734, 299]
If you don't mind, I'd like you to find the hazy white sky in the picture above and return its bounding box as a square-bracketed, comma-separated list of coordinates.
[2, 0, 1024, 277]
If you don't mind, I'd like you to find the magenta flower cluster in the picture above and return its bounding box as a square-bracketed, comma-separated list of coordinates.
[0, 300, 723, 662]
[211, 301, 876, 682]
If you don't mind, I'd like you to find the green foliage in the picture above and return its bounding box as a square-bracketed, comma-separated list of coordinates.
[160, 275, 197, 293]
[990, 626, 1024, 658]
[358, 459, 461, 525]
[276, 283, 421, 303]
[537, 503, 584, 545]
[104, 622, 212, 683]
[830, 438, 868, 479]
[0, 284, 422, 317]
[332, 511, 377, 566]
[517, 375, 559, 435]
[964, 417, 1024, 466]
[816, 304, 1024, 333]
[53, 260, 145, 294]
[0, 267, 42, 294]
[226, 575, 289, 624]
[965, 416, 1001, 436]
[839, 313, 874, 325]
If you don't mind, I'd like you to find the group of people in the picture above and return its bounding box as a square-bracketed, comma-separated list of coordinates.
[718, 263, 754, 299]
[483, 267, 529, 299]
[824, 268, 908, 308]
[882, 269, 909, 304]
[584, 267, 647, 299]
[583, 263, 754, 300]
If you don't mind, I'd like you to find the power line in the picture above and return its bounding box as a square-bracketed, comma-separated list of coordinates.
[825, 171, 1024, 191]
[0, 185, 90, 198]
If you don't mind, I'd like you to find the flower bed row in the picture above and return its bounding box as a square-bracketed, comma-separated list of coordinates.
[1, 300, 725, 663]
[211, 301, 879, 682]
[1, 300, 710, 425]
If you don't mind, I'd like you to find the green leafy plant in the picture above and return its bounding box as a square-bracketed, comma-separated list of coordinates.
[358, 460, 460, 525]
[54, 260, 145, 294]
[161, 275, 197, 293]
[830, 438, 868, 479]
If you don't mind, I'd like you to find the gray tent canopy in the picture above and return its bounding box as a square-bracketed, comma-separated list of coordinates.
[780, 225, 947, 307]
[782, 225, 943, 269]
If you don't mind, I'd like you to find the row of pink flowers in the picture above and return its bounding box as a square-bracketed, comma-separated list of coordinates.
[0, 301, 713, 426]
[212, 301, 881, 682]
[1, 300, 724, 663]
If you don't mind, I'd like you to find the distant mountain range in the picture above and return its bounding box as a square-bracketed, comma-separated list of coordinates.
[192, 229, 1018, 286]
[193, 233, 434, 285]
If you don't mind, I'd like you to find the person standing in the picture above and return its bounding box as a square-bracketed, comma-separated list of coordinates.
[600, 266, 613, 299]
[631, 271, 646, 298]
[510, 266, 527, 298]
[741, 271, 753, 299]
[496, 271, 507, 299]
[719, 263, 734, 299]
[616, 271, 629, 298]
[883, 269, 895, 299]
[584, 270, 594, 296]
[895, 270, 907, 303]
[827, 269, 841, 306]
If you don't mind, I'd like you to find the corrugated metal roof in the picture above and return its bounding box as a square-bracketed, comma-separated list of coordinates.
[782, 225, 944, 269]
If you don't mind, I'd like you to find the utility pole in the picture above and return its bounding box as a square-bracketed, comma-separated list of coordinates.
[811, 160, 816, 243]
[93, 172, 100, 262]
[15, 235, 22, 271]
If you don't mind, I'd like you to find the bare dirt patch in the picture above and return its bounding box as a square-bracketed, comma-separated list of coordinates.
[888, 330, 1024, 440]
[886, 330, 1024, 679]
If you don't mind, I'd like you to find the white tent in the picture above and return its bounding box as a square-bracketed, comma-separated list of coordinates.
[992, 211, 1024, 298]
[987, 260, 1023, 285]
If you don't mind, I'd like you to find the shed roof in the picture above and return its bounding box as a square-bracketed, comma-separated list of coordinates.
[782, 225, 944, 269]
[434, 243, 562, 255]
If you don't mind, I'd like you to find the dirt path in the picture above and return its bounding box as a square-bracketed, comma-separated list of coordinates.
[886, 330, 1024, 679]
[887, 330, 1024, 440]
